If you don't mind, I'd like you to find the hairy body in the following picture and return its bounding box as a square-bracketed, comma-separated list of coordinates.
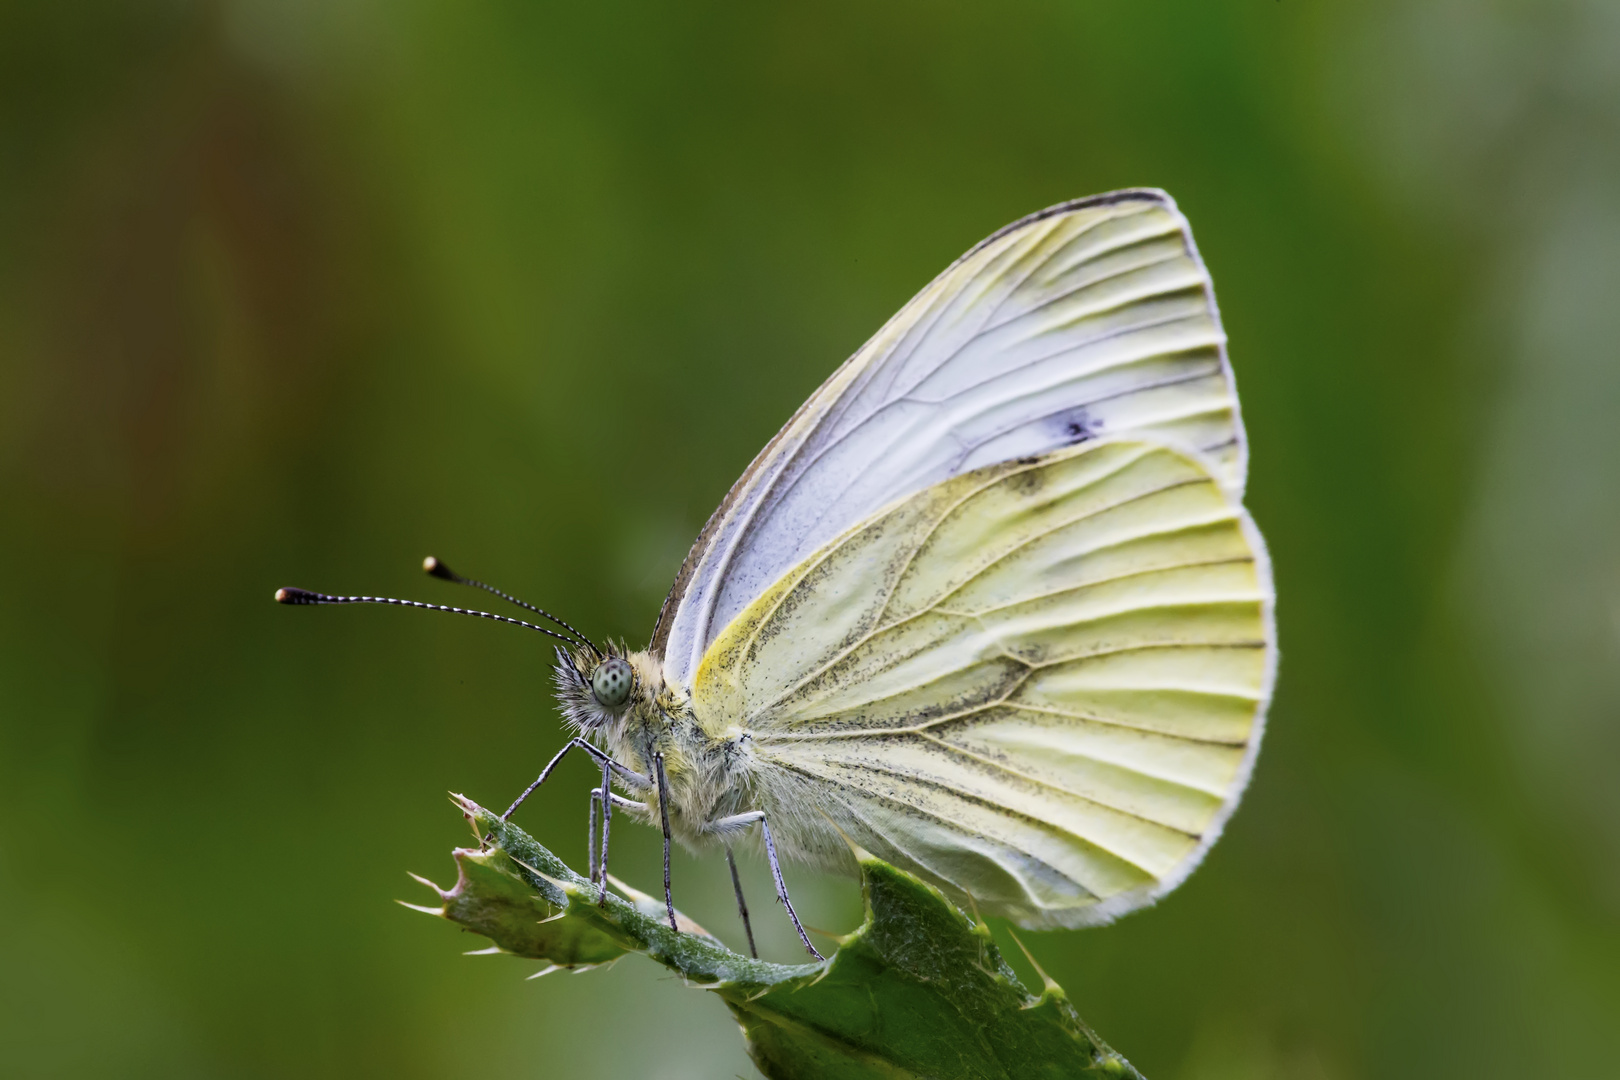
[542, 643, 834, 958]
[553, 647, 845, 864]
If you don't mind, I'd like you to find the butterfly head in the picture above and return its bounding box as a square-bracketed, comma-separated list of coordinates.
[554, 645, 663, 734]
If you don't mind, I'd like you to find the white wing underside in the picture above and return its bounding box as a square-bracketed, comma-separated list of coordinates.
[655, 190, 1249, 688]
[691, 441, 1275, 929]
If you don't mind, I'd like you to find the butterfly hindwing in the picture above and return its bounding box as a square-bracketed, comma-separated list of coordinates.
[691, 440, 1274, 929]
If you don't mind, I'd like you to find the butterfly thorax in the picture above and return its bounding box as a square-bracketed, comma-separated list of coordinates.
[552, 646, 752, 848]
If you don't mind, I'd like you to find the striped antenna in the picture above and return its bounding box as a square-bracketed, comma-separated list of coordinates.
[422, 556, 600, 658]
[273, 587, 582, 648]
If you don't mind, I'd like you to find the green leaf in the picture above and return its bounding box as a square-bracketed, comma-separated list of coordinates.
[409, 795, 1144, 1079]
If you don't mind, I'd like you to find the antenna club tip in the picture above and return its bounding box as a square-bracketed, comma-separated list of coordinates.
[276, 586, 323, 605]
[423, 556, 455, 580]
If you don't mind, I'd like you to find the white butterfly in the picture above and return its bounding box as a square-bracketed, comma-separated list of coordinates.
[282, 189, 1276, 959]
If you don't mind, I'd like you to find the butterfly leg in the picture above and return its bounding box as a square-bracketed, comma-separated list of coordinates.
[595, 758, 612, 903]
[725, 846, 757, 959]
[710, 811, 824, 961]
[589, 777, 651, 906]
[587, 788, 601, 884]
[503, 736, 648, 821]
[589, 773, 651, 906]
[653, 753, 677, 931]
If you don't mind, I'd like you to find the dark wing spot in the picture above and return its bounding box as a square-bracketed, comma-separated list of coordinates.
[1050, 406, 1100, 446]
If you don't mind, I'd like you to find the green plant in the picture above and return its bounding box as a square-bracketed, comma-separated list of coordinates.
[408, 797, 1144, 1079]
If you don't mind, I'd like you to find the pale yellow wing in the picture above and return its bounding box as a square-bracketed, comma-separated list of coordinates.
[655, 190, 1247, 687]
[691, 439, 1274, 929]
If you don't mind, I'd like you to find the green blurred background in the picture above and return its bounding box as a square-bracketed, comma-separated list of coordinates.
[3, 1, 1618, 1077]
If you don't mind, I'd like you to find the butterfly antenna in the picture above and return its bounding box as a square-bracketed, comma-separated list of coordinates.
[273, 587, 581, 647]
[421, 556, 602, 659]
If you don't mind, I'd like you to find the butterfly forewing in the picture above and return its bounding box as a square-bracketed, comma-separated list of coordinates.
[690, 440, 1274, 929]
[656, 190, 1248, 687]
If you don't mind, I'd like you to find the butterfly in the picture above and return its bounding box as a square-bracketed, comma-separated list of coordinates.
[279, 189, 1276, 960]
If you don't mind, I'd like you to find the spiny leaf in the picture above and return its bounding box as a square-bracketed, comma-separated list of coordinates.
[402, 842, 628, 969]
[409, 795, 1144, 1079]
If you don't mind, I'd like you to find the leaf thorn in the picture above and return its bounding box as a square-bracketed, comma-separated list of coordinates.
[396, 899, 445, 917]
[1006, 926, 1061, 995]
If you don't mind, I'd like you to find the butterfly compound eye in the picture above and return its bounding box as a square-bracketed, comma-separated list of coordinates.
[590, 657, 634, 708]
